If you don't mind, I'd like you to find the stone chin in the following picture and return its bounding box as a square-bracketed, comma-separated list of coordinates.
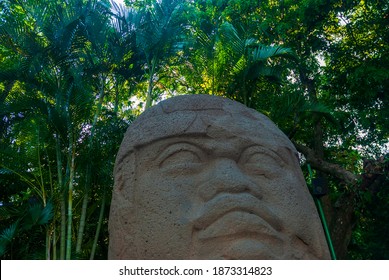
[196, 239, 282, 260]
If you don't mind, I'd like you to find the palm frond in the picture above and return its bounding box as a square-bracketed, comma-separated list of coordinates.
[0, 221, 19, 257]
[231, 56, 248, 75]
[251, 45, 296, 62]
[219, 22, 245, 56]
[300, 101, 338, 124]
[20, 201, 53, 231]
[0, 222, 19, 243]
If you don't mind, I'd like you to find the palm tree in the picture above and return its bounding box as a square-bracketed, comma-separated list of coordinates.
[131, 0, 188, 109]
[187, 21, 296, 107]
[0, 0, 135, 259]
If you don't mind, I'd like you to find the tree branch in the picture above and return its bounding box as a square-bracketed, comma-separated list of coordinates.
[293, 141, 361, 186]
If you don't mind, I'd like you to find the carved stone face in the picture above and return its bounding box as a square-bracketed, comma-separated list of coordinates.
[109, 95, 330, 259]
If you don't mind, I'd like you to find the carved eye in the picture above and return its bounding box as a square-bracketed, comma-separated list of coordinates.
[240, 146, 283, 179]
[161, 150, 201, 167]
[158, 143, 204, 173]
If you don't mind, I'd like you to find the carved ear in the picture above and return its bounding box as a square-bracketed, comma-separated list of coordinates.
[113, 151, 136, 199]
[108, 152, 137, 259]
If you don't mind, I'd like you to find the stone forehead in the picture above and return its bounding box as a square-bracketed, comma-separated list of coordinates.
[139, 94, 259, 118]
[117, 95, 295, 162]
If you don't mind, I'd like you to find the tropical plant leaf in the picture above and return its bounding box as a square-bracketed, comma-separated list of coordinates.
[0, 222, 18, 243]
[20, 201, 53, 231]
[36, 201, 54, 226]
[0, 221, 19, 257]
[251, 45, 296, 62]
[219, 22, 244, 56]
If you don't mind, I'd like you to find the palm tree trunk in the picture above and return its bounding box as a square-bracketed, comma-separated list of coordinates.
[46, 228, 50, 259]
[52, 222, 57, 260]
[75, 189, 89, 254]
[89, 194, 106, 260]
[60, 197, 66, 259]
[114, 77, 120, 114]
[65, 134, 76, 260]
[36, 134, 47, 206]
[55, 135, 66, 260]
[75, 75, 106, 255]
[145, 57, 157, 109]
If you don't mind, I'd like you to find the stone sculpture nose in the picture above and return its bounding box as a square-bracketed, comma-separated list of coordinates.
[197, 158, 259, 201]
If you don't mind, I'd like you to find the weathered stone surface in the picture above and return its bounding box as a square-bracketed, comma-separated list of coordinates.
[108, 94, 331, 259]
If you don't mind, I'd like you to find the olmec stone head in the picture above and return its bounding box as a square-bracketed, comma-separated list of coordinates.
[108, 94, 330, 259]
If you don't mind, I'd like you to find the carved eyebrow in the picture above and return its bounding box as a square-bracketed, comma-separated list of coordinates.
[155, 142, 205, 166]
[239, 145, 286, 166]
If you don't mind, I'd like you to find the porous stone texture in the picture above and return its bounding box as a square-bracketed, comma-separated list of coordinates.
[108, 94, 331, 259]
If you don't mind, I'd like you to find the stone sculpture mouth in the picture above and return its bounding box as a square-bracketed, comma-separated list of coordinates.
[193, 193, 283, 241]
[197, 211, 282, 243]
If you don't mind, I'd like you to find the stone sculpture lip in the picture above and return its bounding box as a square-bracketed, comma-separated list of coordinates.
[193, 193, 283, 237]
[197, 211, 283, 243]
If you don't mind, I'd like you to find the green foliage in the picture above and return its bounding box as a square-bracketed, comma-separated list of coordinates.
[0, 201, 53, 259]
[1, 0, 132, 259]
[349, 175, 389, 259]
